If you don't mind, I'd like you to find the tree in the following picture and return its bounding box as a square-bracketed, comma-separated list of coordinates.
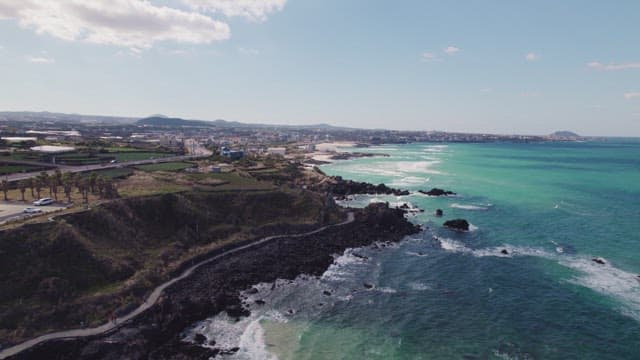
[103, 179, 119, 199]
[36, 172, 49, 199]
[96, 176, 106, 199]
[54, 169, 63, 186]
[89, 172, 98, 194]
[28, 178, 35, 199]
[63, 178, 73, 203]
[34, 178, 42, 199]
[1, 180, 9, 201]
[17, 179, 28, 201]
[49, 177, 58, 200]
[77, 178, 90, 204]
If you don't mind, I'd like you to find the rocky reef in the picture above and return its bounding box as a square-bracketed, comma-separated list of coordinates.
[314, 176, 410, 197]
[419, 188, 456, 196]
[443, 219, 470, 231]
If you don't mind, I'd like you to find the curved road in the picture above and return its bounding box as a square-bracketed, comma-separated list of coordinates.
[0, 212, 355, 359]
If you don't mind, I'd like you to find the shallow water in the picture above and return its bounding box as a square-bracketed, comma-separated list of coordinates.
[187, 140, 640, 359]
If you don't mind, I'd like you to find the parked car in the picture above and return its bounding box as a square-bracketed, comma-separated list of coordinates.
[33, 198, 54, 206]
[23, 207, 43, 213]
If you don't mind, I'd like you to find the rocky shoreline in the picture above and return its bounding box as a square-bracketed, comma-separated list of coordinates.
[11, 203, 420, 360]
[312, 176, 410, 197]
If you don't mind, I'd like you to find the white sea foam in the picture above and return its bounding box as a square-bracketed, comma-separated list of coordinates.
[559, 257, 640, 321]
[423, 145, 449, 153]
[185, 313, 275, 359]
[405, 251, 428, 257]
[435, 237, 640, 320]
[321, 249, 368, 281]
[371, 286, 397, 294]
[450, 203, 490, 211]
[236, 317, 279, 360]
[389, 176, 430, 187]
[408, 282, 432, 291]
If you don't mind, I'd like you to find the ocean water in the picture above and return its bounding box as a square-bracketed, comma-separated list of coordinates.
[186, 140, 640, 359]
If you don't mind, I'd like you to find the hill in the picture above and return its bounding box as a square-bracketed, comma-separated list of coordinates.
[550, 130, 580, 138]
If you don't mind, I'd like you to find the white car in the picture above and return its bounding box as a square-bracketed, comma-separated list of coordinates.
[23, 207, 43, 214]
[33, 198, 54, 206]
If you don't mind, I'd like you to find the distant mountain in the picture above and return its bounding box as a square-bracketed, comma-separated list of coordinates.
[137, 116, 212, 127]
[2, 110, 353, 131]
[0, 111, 137, 124]
[137, 116, 354, 131]
[550, 130, 580, 138]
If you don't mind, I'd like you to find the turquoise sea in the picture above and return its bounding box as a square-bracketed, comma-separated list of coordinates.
[188, 140, 640, 359]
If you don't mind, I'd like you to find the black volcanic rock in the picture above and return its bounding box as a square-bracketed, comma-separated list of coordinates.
[315, 176, 410, 196]
[419, 188, 456, 196]
[12, 203, 420, 360]
[443, 219, 470, 231]
[435, 209, 444, 217]
[592, 257, 606, 265]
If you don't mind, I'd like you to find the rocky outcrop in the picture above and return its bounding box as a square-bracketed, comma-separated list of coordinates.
[317, 176, 410, 197]
[329, 152, 389, 160]
[12, 203, 420, 360]
[443, 219, 470, 231]
[419, 188, 456, 196]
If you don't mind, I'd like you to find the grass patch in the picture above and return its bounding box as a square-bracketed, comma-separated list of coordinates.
[135, 162, 195, 172]
[87, 168, 134, 180]
[0, 164, 42, 174]
[186, 172, 274, 191]
[109, 152, 175, 162]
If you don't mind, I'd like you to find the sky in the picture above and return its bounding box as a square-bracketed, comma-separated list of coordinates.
[0, 0, 639, 136]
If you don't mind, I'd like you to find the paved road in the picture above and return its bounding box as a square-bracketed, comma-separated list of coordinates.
[0, 212, 355, 359]
[0, 202, 66, 223]
[3, 155, 202, 183]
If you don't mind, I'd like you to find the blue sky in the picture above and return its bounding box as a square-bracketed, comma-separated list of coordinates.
[0, 0, 639, 136]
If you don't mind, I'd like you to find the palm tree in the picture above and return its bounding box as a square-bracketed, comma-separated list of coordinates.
[34, 178, 42, 199]
[89, 172, 98, 194]
[18, 179, 27, 201]
[54, 169, 63, 186]
[49, 177, 58, 200]
[28, 178, 35, 199]
[1, 180, 9, 201]
[63, 178, 73, 203]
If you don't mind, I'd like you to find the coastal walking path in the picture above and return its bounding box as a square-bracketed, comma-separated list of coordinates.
[0, 212, 355, 359]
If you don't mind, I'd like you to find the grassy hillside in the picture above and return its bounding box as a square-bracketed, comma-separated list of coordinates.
[0, 190, 341, 343]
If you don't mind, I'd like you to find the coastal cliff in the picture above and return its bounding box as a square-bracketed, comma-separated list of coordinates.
[10, 202, 419, 359]
[0, 190, 342, 346]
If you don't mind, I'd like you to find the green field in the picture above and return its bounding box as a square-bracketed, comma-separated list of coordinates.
[88, 168, 134, 179]
[135, 162, 195, 172]
[0, 164, 44, 175]
[109, 152, 175, 162]
[186, 172, 274, 191]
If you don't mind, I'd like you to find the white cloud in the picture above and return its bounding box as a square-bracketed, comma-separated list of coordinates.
[624, 92, 640, 100]
[525, 52, 540, 61]
[421, 52, 440, 62]
[588, 61, 640, 71]
[238, 46, 259, 55]
[181, 0, 287, 22]
[520, 91, 541, 98]
[0, 0, 230, 51]
[480, 87, 492, 93]
[26, 55, 55, 64]
[444, 46, 460, 55]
